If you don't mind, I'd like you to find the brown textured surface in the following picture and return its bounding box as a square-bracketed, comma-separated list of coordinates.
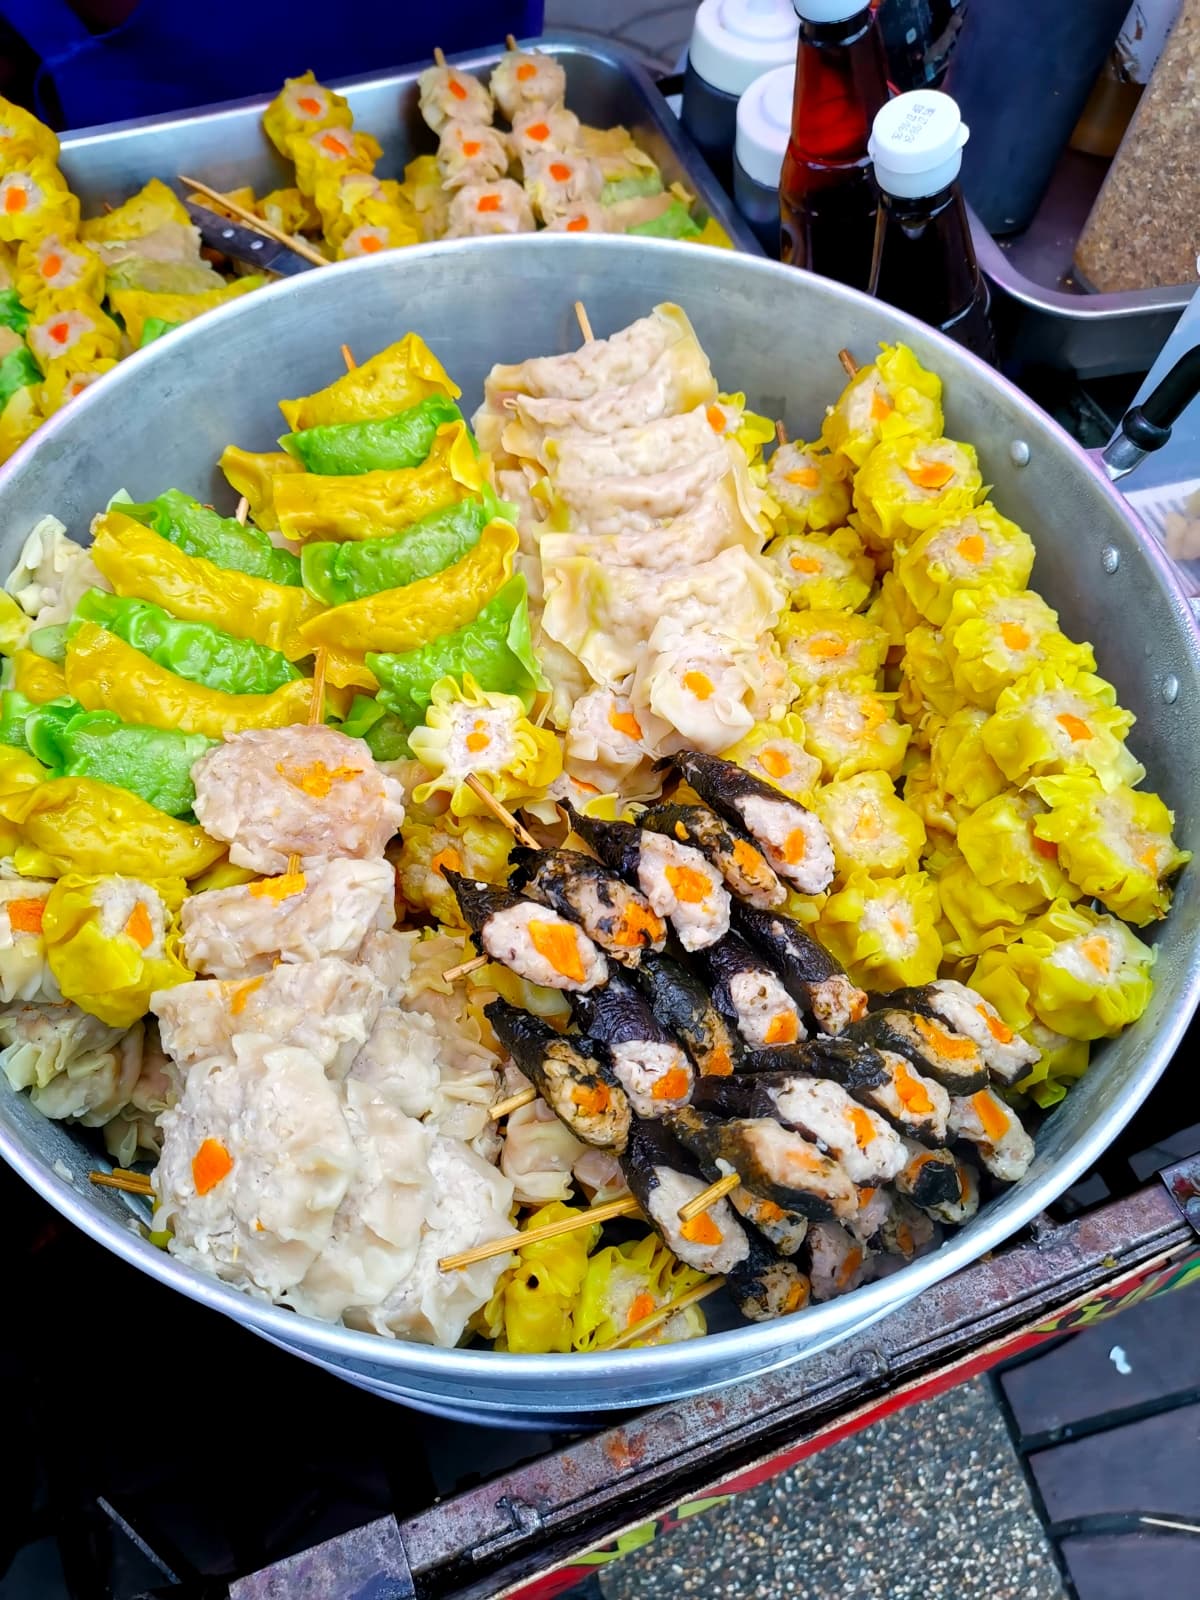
[1075, 0, 1200, 293]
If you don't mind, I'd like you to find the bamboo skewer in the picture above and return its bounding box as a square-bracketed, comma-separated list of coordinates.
[775, 420, 789, 447]
[433, 46, 447, 68]
[574, 300, 595, 343]
[599, 1275, 726, 1351]
[179, 175, 329, 269]
[505, 33, 519, 51]
[442, 952, 490, 982]
[678, 1171, 740, 1222]
[89, 1169, 154, 1197]
[234, 495, 249, 524]
[837, 347, 859, 377]
[488, 1086, 538, 1121]
[464, 773, 540, 849]
[439, 1194, 640, 1271]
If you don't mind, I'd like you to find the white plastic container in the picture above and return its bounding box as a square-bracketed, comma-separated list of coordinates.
[732, 62, 795, 252]
[681, 0, 799, 186]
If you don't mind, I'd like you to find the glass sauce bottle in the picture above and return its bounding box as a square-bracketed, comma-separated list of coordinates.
[867, 90, 997, 363]
[779, 0, 891, 290]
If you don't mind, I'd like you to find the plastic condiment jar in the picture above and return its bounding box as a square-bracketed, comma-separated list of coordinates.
[733, 62, 795, 254]
[681, 0, 800, 188]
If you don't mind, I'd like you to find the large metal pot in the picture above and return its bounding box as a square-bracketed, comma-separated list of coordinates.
[1, 237, 1197, 1423]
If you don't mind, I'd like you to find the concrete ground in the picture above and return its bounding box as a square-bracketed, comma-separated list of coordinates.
[595, 1378, 1067, 1600]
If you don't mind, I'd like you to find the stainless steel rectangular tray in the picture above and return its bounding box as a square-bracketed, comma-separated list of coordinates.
[970, 149, 1189, 380]
[55, 29, 760, 255]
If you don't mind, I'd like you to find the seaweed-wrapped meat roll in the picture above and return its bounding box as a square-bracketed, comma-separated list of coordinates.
[446, 871, 609, 991]
[807, 1220, 874, 1302]
[881, 979, 1040, 1085]
[892, 1141, 964, 1213]
[739, 1035, 888, 1093]
[877, 1195, 940, 1261]
[845, 1008, 988, 1095]
[693, 1071, 906, 1186]
[571, 972, 693, 1117]
[948, 1089, 1034, 1183]
[485, 999, 630, 1149]
[728, 1189, 810, 1257]
[925, 1158, 980, 1226]
[508, 846, 666, 966]
[732, 900, 867, 1033]
[858, 1050, 950, 1147]
[630, 949, 743, 1077]
[697, 932, 806, 1051]
[620, 1117, 750, 1276]
[637, 802, 786, 910]
[728, 1230, 812, 1321]
[667, 1105, 857, 1221]
[669, 750, 835, 895]
[564, 803, 730, 952]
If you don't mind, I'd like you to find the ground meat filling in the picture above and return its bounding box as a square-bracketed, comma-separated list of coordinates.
[734, 793, 835, 894]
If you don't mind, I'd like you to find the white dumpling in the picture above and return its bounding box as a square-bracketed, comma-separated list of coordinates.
[0, 1000, 127, 1094]
[5, 514, 108, 628]
[180, 857, 397, 978]
[190, 725, 407, 875]
[489, 50, 567, 121]
[416, 64, 494, 134]
[346, 1005, 443, 1122]
[501, 1094, 585, 1205]
[155, 1039, 359, 1299]
[0, 878, 60, 1004]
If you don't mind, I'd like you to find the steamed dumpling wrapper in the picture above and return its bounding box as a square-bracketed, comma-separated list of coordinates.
[394, 814, 512, 928]
[501, 1096, 586, 1207]
[42, 872, 192, 1027]
[478, 1201, 601, 1354]
[180, 857, 398, 978]
[720, 713, 822, 801]
[0, 1000, 143, 1125]
[957, 788, 1080, 911]
[941, 587, 1096, 710]
[766, 442, 851, 536]
[408, 674, 562, 818]
[0, 875, 60, 1003]
[895, 504, 1036, 626]
[778, 608, 890, 695]
[799, 684, 910, 782]
[107, 277, 263, 347]
[4, 647, 67, 703]
[23, 696, 214, 818]
[542, 542, 782, 687]
[278, 332, 460, 432]
[820, 342, 943, 470]
[153, 956, 385, 1078]
[813, 770, 926, 881]
[934, 850, 1032, 961]
[852, 435, 983, 550]
[928, 707, 1007, 813]
[120, 487, 303, 587]
[217, 446, 306, 533]
[272, 422, 484, 544]
[538, 402, 736, 481]
[4, 515, 108, 630]
[980, 667, 1145, 793]
[537, 435, 751, 540]
[190, 725, 407, 876]
[564, 685, 655, 795]
[102, 1021, 179, 1165]
[767, 527, 873, 613]
[262, 71, 352, 155]
[818, 869, 942, 990]
[630, 628, 790, 757]
[573, 1232, 708, 1350]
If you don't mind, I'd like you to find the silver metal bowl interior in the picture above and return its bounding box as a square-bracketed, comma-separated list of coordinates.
[1, 236, 1196, 1421]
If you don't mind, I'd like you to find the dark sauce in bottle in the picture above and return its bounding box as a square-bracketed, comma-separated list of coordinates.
[779, 2, 890, 290]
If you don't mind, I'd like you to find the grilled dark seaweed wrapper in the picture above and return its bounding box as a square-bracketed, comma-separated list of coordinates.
[445, 869, 609, 992]
[806, 1220, 874, 1302]
[877, 980, 1040, 1086]
[667, 750, 835, 895]
[571, 971, 694, 1117]
[739, 1035, 888, 1092]
[728, 1186, 810, 1257]
[845, 1008, 988, 1094]
[696, 931, 806, 1051]
[560, 802, 646, 879]
[893, 1142, 965, 1213]
[667, 1104, 858, 1221]
[508, 845, 667, 966]
[621, 1116, 751, 1276]
[727, 1229, 812, 1321]
[636, 801, 785, 909]
[877, 1195, 940, 1261]
[484, 999, 631, 1149]
[631, 948, 744, 1077]
[732, 900, 867, 1035]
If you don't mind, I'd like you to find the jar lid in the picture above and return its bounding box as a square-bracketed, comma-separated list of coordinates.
[689, 0, 800, 96]
[869, 88, 970, 199]
[735, 63, 795, 187]
[792, 0, 872, 23]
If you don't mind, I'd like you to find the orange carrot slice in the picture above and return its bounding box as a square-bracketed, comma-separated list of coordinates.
[124, 902, 153, 949]
[764, 1011, 799, 1046]
[1000, 622, 1031, 651]
[249, 872, 306, 901]
[664, 863, 711, 904]
[1056, 712, 1092, 742]
[7, 897, 44, 934]
[680, 1212, 721, 1246]
[906, 460, 956, 490]
[956, 533, 986, 563]
[785, 467, 821, 489]
[971, 1090, 1008, 1142]
[627, 1292, 656, 1326]
[608, 706, 642, 740]
[978, 1006, 1014, 1044]
[192, 1137, 233, 1195]
[683, 670, 713, 700]
[651, 1066, 690, 1101]
[529, 919, 587, 982]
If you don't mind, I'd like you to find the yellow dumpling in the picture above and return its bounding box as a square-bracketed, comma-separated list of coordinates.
[778, 608, 888, 694]
[853, 436, 983, 551]
[813, 770, 925, 880]
[928, 706, 1006, 812]
[1010, 1021, 1090, 1109]
[970, 899, 1155, 1041]
[981, 667, 1144, 793]
[409, 674, 563, 818]
[394, 813, 513, 928]
[897, 623, 963, 724]
[767, 525, 874, 613]
[902, 755, 964, 838]
[895, 504, 1035, 625]
[801, 683, 909, 782]
[957, 788, 1078, 911]
[935, 851, 1030, 961]
[1030, 774, 1189, 925]
[766, 442, 851, 534]
[714, 392, 777, 469]
[721, 712, 821, 800]
[820, 343, 943, 470]
[866, 571, 922, 653]
[942, 587, 1096, 709]
[818, 869, 941, 990]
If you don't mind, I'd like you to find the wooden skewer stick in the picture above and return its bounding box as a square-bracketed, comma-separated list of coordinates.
[488, 1085, 537, 1121]
[442, 952, 490, 982]
[433, 46, 447, 68]
[234, 495, 249, 524]
[89, 1170, 154, 1197]
[678, 1171, 740, 1223]
[574, 300, 595, 343]
[775, 420, 789, 447]
[439, 1194, 641, 1272]
[837, 347, 859, 378]
[600, 1276, 726, 1351]
[505, 33, 519, 51]
[340, 342, 358, 370]
[464, 773, 540, 850]
[179, 175, 329, 269]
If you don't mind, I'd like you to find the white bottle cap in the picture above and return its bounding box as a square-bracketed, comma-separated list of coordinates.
[869, 89, 970, 199]
[689, 0, 800, 97]
[792, 0, 872, 23]
[735, 63, 795, 187]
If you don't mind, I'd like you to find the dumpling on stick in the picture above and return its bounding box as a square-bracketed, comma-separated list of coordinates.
[437, 120, 510, 192]
[0, 876, 60, 1003]
[417, 63, 494, 134]
[190, 725, 406, 875]
[445, 180, 535, 238]
[490, 49, 567, 121]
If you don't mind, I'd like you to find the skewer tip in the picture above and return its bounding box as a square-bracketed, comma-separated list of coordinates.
[677, 1171, 740, 1223]
[573, 300, 595, 344]
[433, 46, 447, 68]
[837, 347, 859, 378]
[505, 33, 519, 51]
[775, 419, 789, 447]
[234, 495, 249, 524]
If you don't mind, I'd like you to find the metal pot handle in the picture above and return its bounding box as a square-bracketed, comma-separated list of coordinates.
[1102, 344, 1200, 481]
